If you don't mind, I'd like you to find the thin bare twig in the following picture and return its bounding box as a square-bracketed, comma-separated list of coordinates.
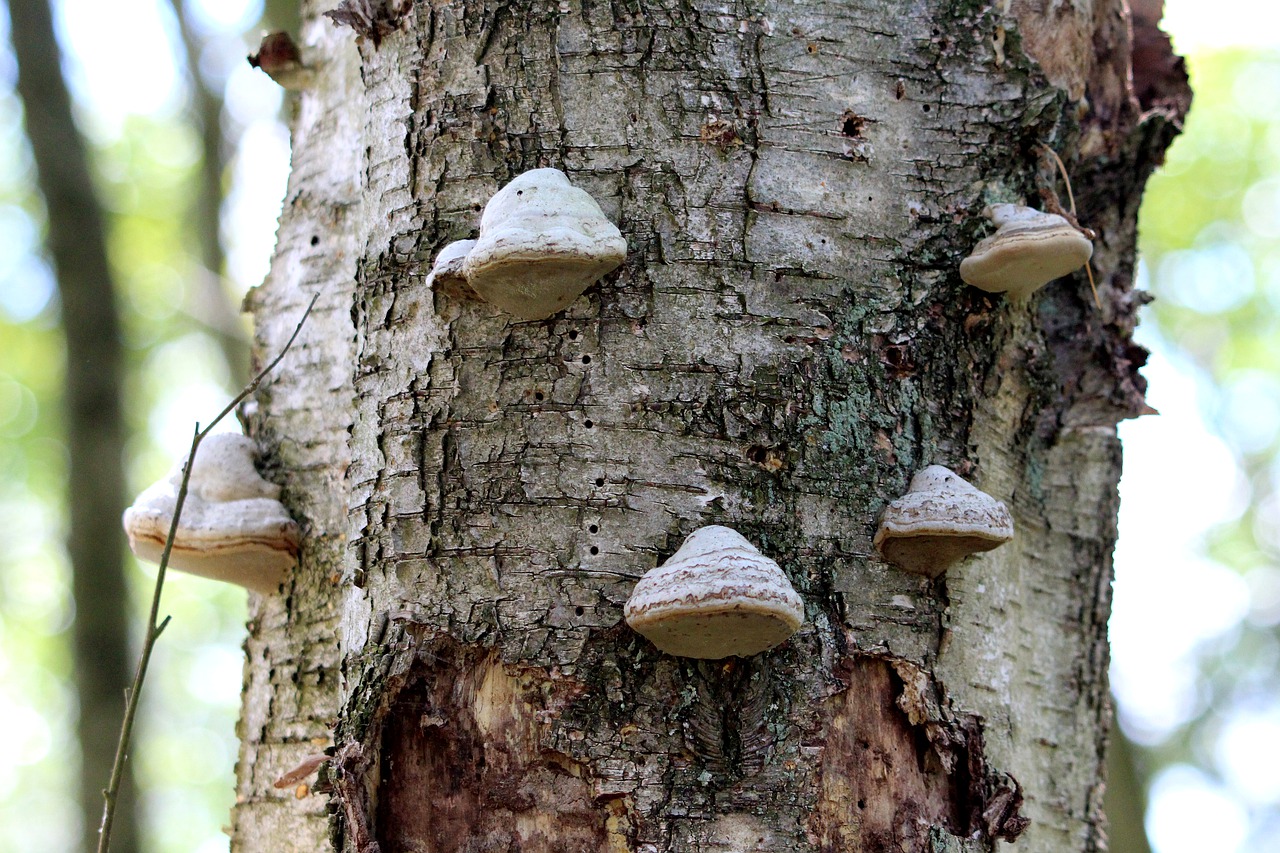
[1039, 144, 1076, 217]
[1040, 143, 1101, 310]
[97, 294, 318, 853]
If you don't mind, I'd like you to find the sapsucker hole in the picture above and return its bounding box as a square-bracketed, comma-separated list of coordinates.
[839, 110, 867, 139]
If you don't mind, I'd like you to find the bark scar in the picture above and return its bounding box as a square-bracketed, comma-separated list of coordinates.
[810, 652, 1029, 850]
[335, 742, 382, 853]
[325, 0, 413, 48]
[891, 658, 1029, 843]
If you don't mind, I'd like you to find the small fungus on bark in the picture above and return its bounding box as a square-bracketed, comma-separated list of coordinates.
[425, 238, 477, 299]
[430, 168, 626, 320]
[624, 525, 804, 659]
[122, 432, 300, 594]
[874, 465, 1013, 578]
[959, 203, 1093, 298]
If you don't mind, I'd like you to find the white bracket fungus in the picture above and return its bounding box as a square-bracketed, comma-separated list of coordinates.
[959, 203, 1093, 299]
[624, 525, 804, 659]
[429, 168, 626, 321]
[425, 238, 477, 299]
[122, 433, 300, 594]
[874, 465, 1013, 578]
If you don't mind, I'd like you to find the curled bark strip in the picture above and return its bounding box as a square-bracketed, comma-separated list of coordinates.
[273, 754, 328, 789]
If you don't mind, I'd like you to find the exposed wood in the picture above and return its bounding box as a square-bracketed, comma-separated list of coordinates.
[356, 631, 608, 853]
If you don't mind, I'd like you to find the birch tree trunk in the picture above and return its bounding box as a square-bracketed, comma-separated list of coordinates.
[231, 1, 1189, 851]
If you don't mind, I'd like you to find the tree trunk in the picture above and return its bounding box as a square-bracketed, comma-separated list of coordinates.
[165, 0, 252, 383]
[232, 1, 1188, 851]
[7, 2, 137, 850]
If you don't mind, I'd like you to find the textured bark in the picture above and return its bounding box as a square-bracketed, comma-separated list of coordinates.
[7, 2, 137, 850]
[235, 1, 1188, 851]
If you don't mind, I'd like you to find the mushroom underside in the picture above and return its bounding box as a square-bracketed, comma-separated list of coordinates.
[627, 603, 803, 659]
[876, 531, 1007, 578]
[126, 531, 294, 594]
[465, 254, 620, 320]
[960, 231, 1093, 297]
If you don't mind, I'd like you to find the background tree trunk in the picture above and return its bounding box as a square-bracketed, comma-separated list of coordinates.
[165, 0, 252, 382]
[7, 2, 138, 850]
[233, 1, 1188, 851]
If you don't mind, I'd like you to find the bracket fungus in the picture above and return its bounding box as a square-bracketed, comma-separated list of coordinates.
[624, 525, 804, 659]
[959, 203, 1093, 299]
[874, 465, 1013, 578]
[122, 433, 300, 594]
[430, 168, 626, 321]
[425, 238, 476, 299]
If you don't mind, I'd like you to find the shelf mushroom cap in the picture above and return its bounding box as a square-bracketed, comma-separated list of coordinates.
[874, 465, 1013, 578]
[122, 433, 300, 595]
[959, 204, 1093, 299]
[461, 168, 627, 320]
[624, 525, 804, 659]
[425, 238, 477, 298]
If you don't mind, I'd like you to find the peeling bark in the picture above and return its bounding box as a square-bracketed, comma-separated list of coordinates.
[810, 654, 1028, 852]
[341, 630, 610, 852]
[236, 0, 1189, 850]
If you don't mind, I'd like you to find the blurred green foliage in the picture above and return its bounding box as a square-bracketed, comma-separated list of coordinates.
[1136, 46, 1280, 852]
[0, 13, 250, 853]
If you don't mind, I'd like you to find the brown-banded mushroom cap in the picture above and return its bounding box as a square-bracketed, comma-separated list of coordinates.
[874, 465, 1013, 578]
[461, 168, 627, 320]
[122, 433, 300, 595]
[959, 203, 1093, 299]
[623, 525, 804, 659]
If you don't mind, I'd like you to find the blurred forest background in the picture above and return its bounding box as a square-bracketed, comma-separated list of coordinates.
[0, 1, 1276, 851]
